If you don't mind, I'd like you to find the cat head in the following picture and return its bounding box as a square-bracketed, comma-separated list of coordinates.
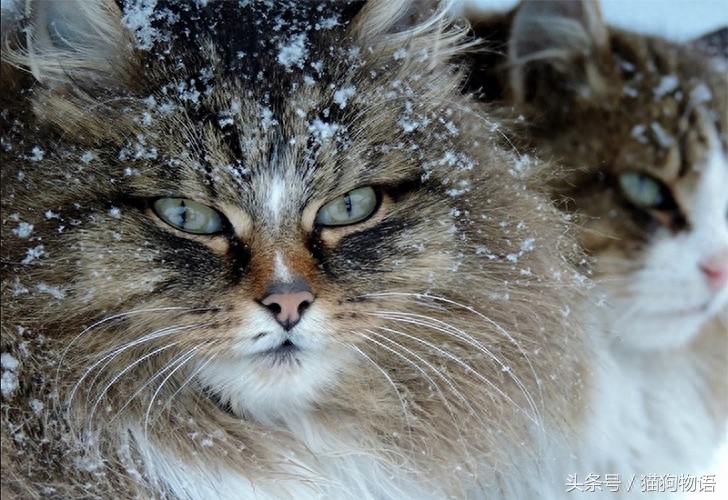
[469, 0, 728, 350]
[1, 0, 585, 478]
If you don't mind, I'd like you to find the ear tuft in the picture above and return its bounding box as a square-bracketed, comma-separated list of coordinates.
[692, 26, 728, 60]
[507, 0, 610, 105]
[7, 0, 131, 88]
[350, 0, 467, 69]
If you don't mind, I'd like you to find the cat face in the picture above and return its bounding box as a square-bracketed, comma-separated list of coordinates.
[469, 0, 728, 349]
[1, 2, 585, 484]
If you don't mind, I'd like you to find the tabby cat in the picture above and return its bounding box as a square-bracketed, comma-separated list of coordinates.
[466, 0, 728, 492]
[0, 0, 588, 498]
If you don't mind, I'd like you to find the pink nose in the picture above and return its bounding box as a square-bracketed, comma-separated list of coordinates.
[699, 251, 728, 292]
[259, 277, 315, 330]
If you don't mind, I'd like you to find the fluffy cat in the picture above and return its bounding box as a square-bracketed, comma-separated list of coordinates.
[466, 0, 728, 494]
[0, 0, 589, 498]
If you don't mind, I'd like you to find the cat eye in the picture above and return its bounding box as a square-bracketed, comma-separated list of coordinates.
[153, 198, 224, 234]
[617, 172, 674, 210]
[315, 187, 379, 227]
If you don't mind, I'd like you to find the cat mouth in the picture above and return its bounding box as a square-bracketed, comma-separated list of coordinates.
[255, 339, 302, 363]
[669, 302, 709, 317]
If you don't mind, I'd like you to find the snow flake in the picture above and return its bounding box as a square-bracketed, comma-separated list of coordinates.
[653, 75, 679, 98]
[333, 86, 356, 109]
[277, 32, 309, 70]
[29, 147, 44, 162]
[1, 353, 19, 397]
[12, 222, 33, 239]
[21, 245, 46, 265]
[108, 207, 122, 219]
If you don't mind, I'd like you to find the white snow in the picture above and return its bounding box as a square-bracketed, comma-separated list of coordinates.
[277, 33, 309, 70]
[12, 222, 33, 238]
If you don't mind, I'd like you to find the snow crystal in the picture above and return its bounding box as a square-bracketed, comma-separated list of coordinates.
[36, 283, 66, 299]
[277, 33, 309, 70]
[29, 399, 44, 415]
[21, 245, 45, 265]
[260, 107, 278, 132]
[29, 146, 44, 162]
[108, 207, 122, 219]
[630, 124, 648, 143]
[689, 83, 712, 105]
[650, 122, 673, 148]
[1, 353, 19, 397]
[653, 75, 679, 98]
[1, 353, 19, 372]
[122, 0, 159, 50]
[308, 118, 341, 142]
[393, 48, 408, 60]
[333, 86, 356, 109]
[12, 222, 33, 239]
[80, 151, 96, 164]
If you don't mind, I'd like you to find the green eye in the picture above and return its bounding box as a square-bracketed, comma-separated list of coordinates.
[153, 198, 224, 234]
[618, 172, 668, 209]
[315, 187, 379, 226]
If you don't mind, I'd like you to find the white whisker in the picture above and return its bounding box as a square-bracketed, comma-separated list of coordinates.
[68, 322, 211, 409]
[370, 310, 541, 425]
[144, 344, 209, 436]
[57, 306, 217, 390]
[346, 342, 414, 444]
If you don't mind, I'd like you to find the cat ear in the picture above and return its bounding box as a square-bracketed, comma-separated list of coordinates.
[351, 0, 464, 67]
[7, 0, 131, 89]
[506, 0, 613, 108]
[692, 27, 728, 60]
[352, 0, 442, 38]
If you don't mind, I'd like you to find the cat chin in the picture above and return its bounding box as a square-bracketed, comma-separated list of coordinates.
[609, 310, 711, 351]
[193, 347, 353, 423]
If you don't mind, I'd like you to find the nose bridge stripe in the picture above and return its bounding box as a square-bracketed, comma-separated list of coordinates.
[264, 275, 313, 296]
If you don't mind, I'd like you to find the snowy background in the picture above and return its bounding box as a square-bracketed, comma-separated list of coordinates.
[464, 0, 728, 497]
[465, 0, 728, 41]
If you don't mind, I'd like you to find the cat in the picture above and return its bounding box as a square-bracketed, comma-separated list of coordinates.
[465, 0, 728, 495]
[0, 0, 590, 498]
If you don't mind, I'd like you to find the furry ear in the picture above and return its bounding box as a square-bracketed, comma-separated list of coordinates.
[350, 0, 465, 65]
[507, 0, 612, 108]
[6, 0, 131, 89]
[692, 26, 728, 60]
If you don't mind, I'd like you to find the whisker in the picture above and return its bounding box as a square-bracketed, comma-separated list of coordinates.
[362, 291, 543, 423]
[345, 342, 414, 444]
[362, 329, 482, 459]
[364, 329, 480, 426]
[56, 306, 218, 390]
[144, 344, 209, 436]
[372, 324, 536, 427]
[68, 322, 210, 409]
[85, 341, 183, 427]
[369, 311, 540, 425]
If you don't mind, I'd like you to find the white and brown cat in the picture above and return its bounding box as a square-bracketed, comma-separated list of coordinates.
[467, 0, 728, 494]
[0, 0, 591, 498]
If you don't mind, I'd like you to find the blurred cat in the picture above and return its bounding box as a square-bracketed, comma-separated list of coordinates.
[466, 0, 728, 493]
[0, 0, 589, 498]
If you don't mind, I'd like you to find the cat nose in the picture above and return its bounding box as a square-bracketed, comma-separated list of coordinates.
[699, 251, 728, 292]
[259, 277, 315, 330]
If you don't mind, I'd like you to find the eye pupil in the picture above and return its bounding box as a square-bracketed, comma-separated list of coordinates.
[180, 200, 187, 224]
[153, 198, 224, 234]
[315, 186, 378, 227]
[344, 193, 352, 215]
